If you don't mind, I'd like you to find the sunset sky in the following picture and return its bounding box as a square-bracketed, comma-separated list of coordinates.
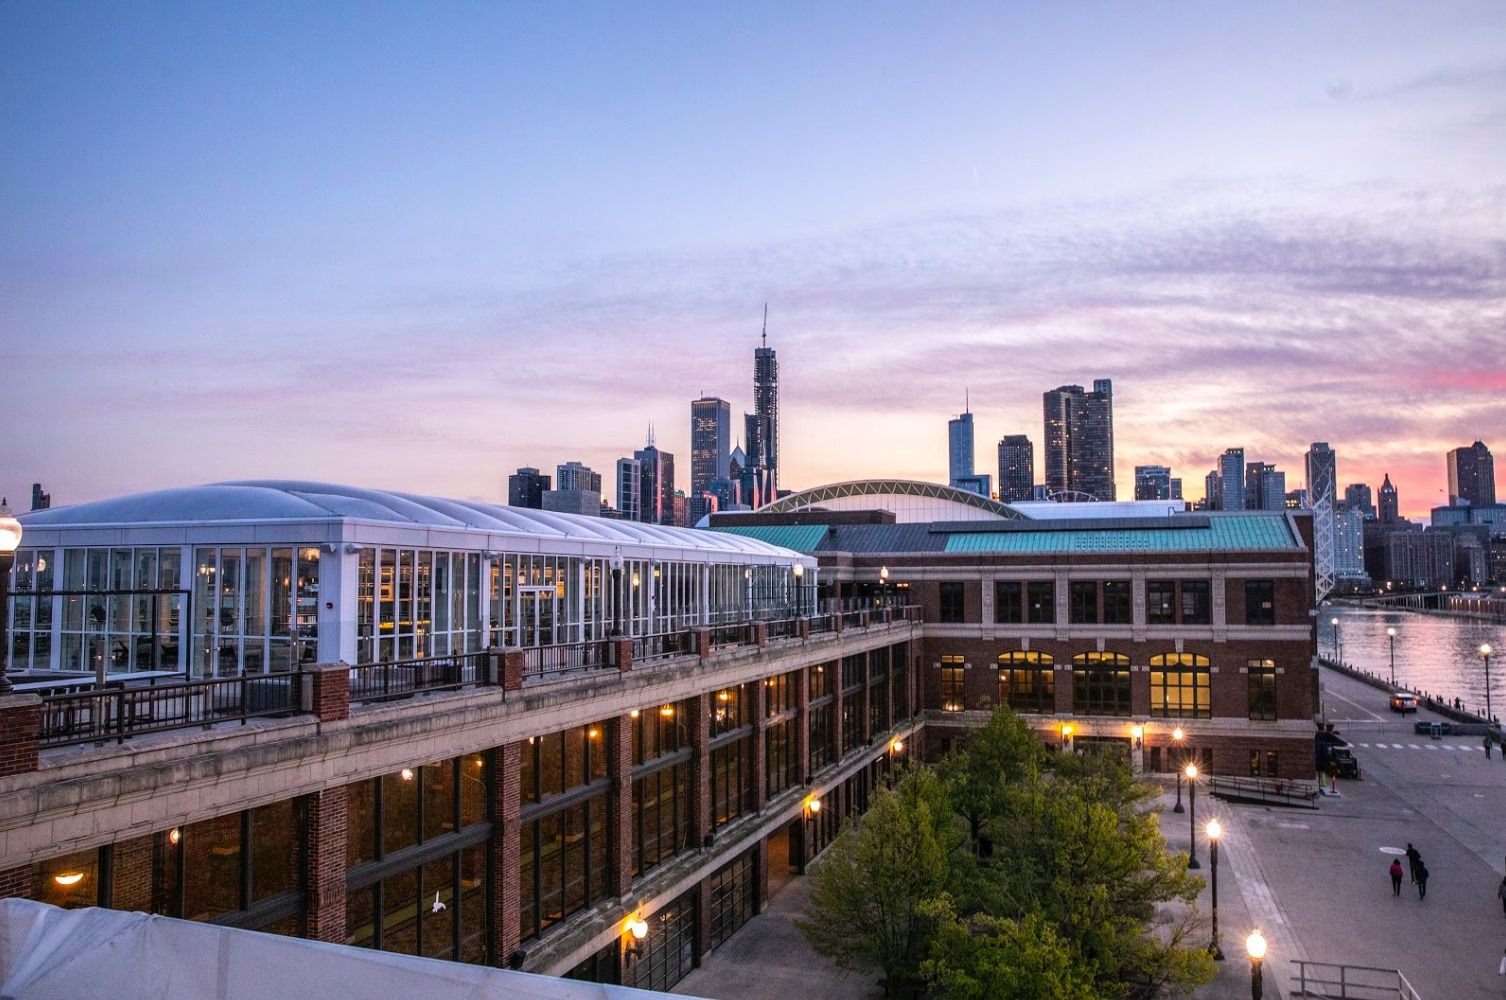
[3, 3, 1503, 520]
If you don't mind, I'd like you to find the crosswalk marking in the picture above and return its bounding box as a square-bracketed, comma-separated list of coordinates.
[1351, 741, 1484, 752]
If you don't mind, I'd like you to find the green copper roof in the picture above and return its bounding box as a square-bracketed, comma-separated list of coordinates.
[710, 524, 829, 553]
[943, 515, 1300, 554]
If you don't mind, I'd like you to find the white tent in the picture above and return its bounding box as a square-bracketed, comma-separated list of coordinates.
[0, 899, 699, 1000]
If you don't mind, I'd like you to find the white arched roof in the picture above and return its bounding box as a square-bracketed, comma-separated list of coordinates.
[19, 481, 806, 561]
[759, 479, 1028, 523]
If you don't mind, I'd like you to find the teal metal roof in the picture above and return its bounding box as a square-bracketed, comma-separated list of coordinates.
[943, 515, 1300, 554]
[711, 524, 830, 553]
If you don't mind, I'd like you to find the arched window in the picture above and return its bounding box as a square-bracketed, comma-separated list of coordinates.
[1149, 653, 1211, 719]
[1071, 652, 1131, 717]
[997, 651, 1054, 713]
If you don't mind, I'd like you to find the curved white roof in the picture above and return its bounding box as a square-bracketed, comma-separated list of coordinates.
[19, 481, 806, 561]
[759, 479, 1028, 523]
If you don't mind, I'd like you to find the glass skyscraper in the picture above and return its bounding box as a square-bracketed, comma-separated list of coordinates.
[1042, 380, 1115, 501]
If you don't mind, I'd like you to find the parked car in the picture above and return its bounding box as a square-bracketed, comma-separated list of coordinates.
[1389, 691, 1419, 714]
[1328, 747, 1362, 779]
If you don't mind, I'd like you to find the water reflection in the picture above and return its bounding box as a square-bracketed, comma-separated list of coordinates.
[1323, 604, 1505, 720]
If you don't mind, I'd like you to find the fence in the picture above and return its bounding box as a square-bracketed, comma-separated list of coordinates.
[632, 631, 693, 665]
[1207, 773, 1319, 809]
[709, 621, 756, 649]
[520, 640, 610, 680]
[348, 653, 487, 704]
[1291, 961, 1422, 999]
[40, 673, 299, 748]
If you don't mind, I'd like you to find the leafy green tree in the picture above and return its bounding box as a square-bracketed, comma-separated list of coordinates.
[935, 708, 1043, 851]
[796, 768, 961, 999]
[921, 896, 1101, 1000]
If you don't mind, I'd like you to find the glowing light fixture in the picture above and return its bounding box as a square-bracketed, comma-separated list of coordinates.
[53, 872, 85, 886]
[400, 768, 415, 781]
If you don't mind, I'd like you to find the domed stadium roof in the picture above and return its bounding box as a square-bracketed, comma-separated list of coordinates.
[759, 480, 1028, 523]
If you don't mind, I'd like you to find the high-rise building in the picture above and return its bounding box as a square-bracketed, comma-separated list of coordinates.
[1134, 465, 1174, 501]
[1203, 470, 1222, 511]
[1305, 443, 1337, 509]
[1446, 441, 1496, 507]
[1334, 508, 1368, 583]
[1378, 473, 1398, 524]
[555, 461, 602, 494]
[1218, 449, 1246, 512]
[30, 483, 50, 511]
[1041, 380, 1115, 501]
[690, 397, 732, 498]
[1343, 483, 1375, 519]
[997, 436, 1035, 503]
[751, 312, 780, 496]
[635, 435, 676, 526]
[507, 467, 550, 509]
[948, 405, 975, 489]
[615, 458, 642, 523]
[1244, 462, 1285, 512]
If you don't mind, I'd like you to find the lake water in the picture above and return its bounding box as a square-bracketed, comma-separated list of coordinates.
[1323, 603, 1505, 721]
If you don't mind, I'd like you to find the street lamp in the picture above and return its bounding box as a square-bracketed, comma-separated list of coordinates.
[878, 564, 890, 608]
[1246, 930, 1266, 1000]
[0, 499, 21, 697]
[792, 562, 805, 618]
[1482, 643, 1494, 724]
[1131, 724, 1144, 750]
[1386, 627, 1397, 686]
[1206, 818, 1224, 960]
[1172, 727, 1186, 813]
[1185, 763, 1200, 869]
[1061, 722, 1074, 752]
[1330, 616, 1341, 664]
[609, 549, 625, 637]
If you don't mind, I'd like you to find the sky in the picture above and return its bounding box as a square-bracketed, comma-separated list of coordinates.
[2, 2, 1504, 520]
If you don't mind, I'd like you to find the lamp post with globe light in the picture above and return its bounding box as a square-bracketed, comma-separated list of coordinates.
[1330, 616, 1341, 664]
[1246, 930, 1266, 1000]
[1206, 819, 1224, 960]
[0, 500, 22, 696]
[1185, 763, 1200, 869]
[1386, 627, 1397, 686]
[1482, 643, 1494, 724]
[1172, 727, 1186, 813]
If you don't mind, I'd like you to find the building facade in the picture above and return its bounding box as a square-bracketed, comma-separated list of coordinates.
[1305, 443, 1337, 509]
[507, 469, 551, 510]
[1218, 449, 1246, 512]
[1134, 465, 1176, 502]
[1447, 441, 1496, 508]
[1343, 483, 1374, 520]
[1378, 473, 1399, 524]
[690, 397, 732, 499]
[948, 409, 975, 490]
[1042, 381, 1115, 501]
[556, 462, 603, 495]
[997, 436, 1035, 503]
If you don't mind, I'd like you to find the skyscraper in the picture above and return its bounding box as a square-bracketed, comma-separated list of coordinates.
[616, 458, 642, 522]
[1305, 443, 1337, 509]
[634, 435, 676, 526]
[1134, 465, 1174, 501]
[1446, 441, 1496, 506]
[997, 436, 1035, 502]
[948, 404, 975, 489]
[1378, 473, 1398, 524]
[750, 309, 780, 497]
[1041, 379, 1115, 501]
[1343, 483, 1375, 519]
[556, 461, 602, 494]
[507, 467, 550, 508]
[690, 397, 732, 498]
[1203, 470, 1222, 511]
[1218, 448, 1246, 512]
[1244, 462, 1285, 511]
[30, 483, 50, 511]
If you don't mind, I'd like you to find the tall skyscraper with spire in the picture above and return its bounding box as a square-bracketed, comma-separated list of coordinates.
[948, 394, 975, 487]
[634, 426, 676, 526]
[745, 306, 780, 503]
[1041, 379, 1115, 501]
[1378, 473, 1399, 524]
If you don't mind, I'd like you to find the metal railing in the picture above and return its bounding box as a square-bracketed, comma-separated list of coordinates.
[1208, 773, 1319, 810]
[709, 621, 756, 649]
[765, 617, 802, 642]
[1292, 961, 1422, 999]
[632, 631, 692, 664]
[348, 653, 487, 704]
[840, 609, 867, 629]
[807, 613, 836, 635]
[521, 639, 611, 680]
[40, 673, 300, 748]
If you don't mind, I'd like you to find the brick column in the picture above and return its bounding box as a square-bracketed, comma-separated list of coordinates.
[614, 638, 633, 673]
[796, 667, 812, 784]
[0, 695, 41, 778]
[695, 877, 714, 960]
[884, 650, 896, 732]
[502, 650, 525, 693]
[690, 694, 711, 847]
[0, 865, 32, 901]
[756, 836, 770, 910]
[301, 663, 349, 722]
[860, 653, 873, 746]
[695, 628, 711, 660]
[751, 679, 768, 812]
[754, 622, 768, 648]
[609, 714, 634, 896]
[303, 786, 348, 943]
[493, 742, 523, 965]
[799, 619, 810, 641]
[832, 672, 845, 761]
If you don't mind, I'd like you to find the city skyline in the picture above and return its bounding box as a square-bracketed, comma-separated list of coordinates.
[4, 4, 1504, 519]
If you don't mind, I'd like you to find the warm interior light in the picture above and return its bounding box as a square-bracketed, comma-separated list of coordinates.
[629, 709, 640, 719]
[631, 573, 640, 588]
[805, 796, 822, 814]
[660, 705, 674, 718]
[717, 690, 730, 702]
[1206, 818, 1222, 839]
[891, 739, 904, 753]
[53, 872, 85, 887]
[588, 727, 599, 739]
[1246, 930, 1267, 960]
[1173, 727, 1185, 741]
[1131, 725, 1144, 740]
[1185, 763, 1198, 779]
[168, 827, 181, 846]
[400, 768, 415, 781]
[1061, 724, 1074, 737]
[628, 916, 649, 940]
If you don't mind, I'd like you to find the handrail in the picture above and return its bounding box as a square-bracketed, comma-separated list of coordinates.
[348, 652, 487, 704]
[1208, 773, 1319, 810]
[521, 640, 610, 679]
[632, 631, 693, 664]
[1291, 960, 1422, 999]
[40, 673, 300, 748]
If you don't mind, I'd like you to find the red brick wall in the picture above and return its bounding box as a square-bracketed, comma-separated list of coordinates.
[493, 742, 523, 964]
[304, 786, 348, 942]
[608, 714, 633, 897]
[0, 864, 33, 901]
[307, 667, 349, 723]
[690, 694, 711, 847]
[0, 697, 40, 777]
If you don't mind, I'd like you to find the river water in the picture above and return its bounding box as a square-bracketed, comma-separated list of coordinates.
[1323, 603, 1506, 721]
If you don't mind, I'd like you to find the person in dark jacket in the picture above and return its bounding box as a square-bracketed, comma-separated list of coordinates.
[1389, 859, 1405, 896]
[1497, 875, 1506, 916]
[1415, 862, 1429, 899]
[1405, 843, 1422, 884]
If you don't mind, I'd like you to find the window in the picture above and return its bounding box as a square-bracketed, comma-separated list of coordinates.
[1147, 581, 1176, 625]
[708, 850, 757, 949]
[1102, 581, 1131, 625]
[939, 655, 965, 712]
[809, 662, 831, 700]
[1244, 580, 1275, 626]
[939, 583, 966, 623]
[520, 796, 609, 942]
[1181, 581, 1211, 625]
[1071, 651, 1131, 716]
[1069, 582, 1098, 624]
[765, 717, 798, 797]
[997, 651, 1054, 713]
[1247, 659, 1277, 720]
[710, 737, 751, 828]
[1026, 581, 1055, 624]
[521, 724, 610, 804]
[810, 701, 834, 771]
[765, 671, 799, 717]
[1247, 750, 1278, 778]
[1149, 653, 1211, 719]
[994, 582, 1022, 624]
[633, 762, 689, 876]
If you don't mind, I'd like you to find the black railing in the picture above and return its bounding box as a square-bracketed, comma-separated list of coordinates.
[40, 673, 299, 748]
[1207, 773, 1318, 810]
[806, 613, 836, 634]
[521, 640, 611, 680]
[710, 621, 756, 649]
[632, 631, 692, 664]
[765, 618, 801, 642]
[348, 652, 487, 704]
[840, 609, 867, 629]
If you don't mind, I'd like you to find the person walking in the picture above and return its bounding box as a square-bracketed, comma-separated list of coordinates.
[1416, 862, 1429, 900]
[1406, 843, 1422, 885]
[1497, 875, 1506, 917]
[1389, 859, 1404, 896]
[1485, 735, 1493, 759]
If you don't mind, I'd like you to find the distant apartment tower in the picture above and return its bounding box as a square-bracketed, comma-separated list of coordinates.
[556, 461, 602, 494]
[997, 436, 1035, 503]
[1305, 442, 1338, 509]
[30, 483, 50, 511]
[948, 405, 975, 489]
[1203, 470, 1222, 511]
[1378, 473, 1399, 524]
[1334, 508, 1368, 583]
[615, 458, 642, 523]
[1042, 379, 1115, 501]
[690, 397, 732, 497]
[1133, 465, 1179, 501]
[507, 467, 550, 509]
[635, 437, 676, 526]
[1446, 441, 1496, 506]
[1217, 449, 1246, 512]
[1244, 462, 1286, 512]
[1343, 483, 1375, 519]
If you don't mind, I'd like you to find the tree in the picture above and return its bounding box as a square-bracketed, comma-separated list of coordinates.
[936, 708, 1043, 853]
[797, 768, 961, 999]
[921, 897, 1101, 1000]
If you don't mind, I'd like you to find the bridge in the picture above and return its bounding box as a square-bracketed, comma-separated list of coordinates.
[1351, 590, 1506, 623]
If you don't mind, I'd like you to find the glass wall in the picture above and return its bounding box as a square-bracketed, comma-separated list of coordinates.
[1072, 651, 1132, 716]
[709, 686, 753, 829]
[355, 548, 481, 665]
[192, 545, 315, 676]
[6, 548, 55, 671]
[28, 546, 186, 674]
[997, 651, 1055, 713]
[519, 722, 612, 942]
[631, 702, 692, 877]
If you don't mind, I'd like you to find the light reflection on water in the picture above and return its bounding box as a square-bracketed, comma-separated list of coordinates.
[1323, 603, 1505, 719]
